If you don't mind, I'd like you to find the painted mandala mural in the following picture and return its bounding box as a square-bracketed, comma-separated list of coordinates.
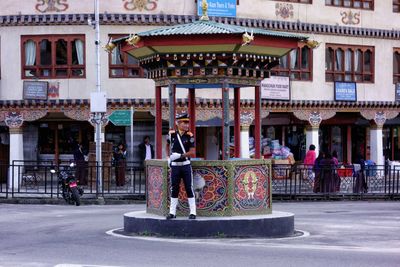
[169, 166, 229, 214]
[234, 165, 270, 212]
[147, 165, 164, 212]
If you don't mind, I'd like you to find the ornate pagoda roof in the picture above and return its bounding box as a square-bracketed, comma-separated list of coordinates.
[131, 20, 306, 39]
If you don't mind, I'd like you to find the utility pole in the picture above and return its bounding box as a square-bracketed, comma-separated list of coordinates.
[90, 0, 106, 195]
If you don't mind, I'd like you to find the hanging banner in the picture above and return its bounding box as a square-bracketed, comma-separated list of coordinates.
[261, 76, 290, 101]
[197, 0, 237, 18]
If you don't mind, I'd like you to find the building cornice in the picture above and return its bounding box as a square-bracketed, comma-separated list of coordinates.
[0, 13, 399, 40]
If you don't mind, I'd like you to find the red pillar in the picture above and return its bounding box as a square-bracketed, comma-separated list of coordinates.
[188, 88, 196, 156]
[234, 87, 241, 158]
[155, 86, 162, 159]
[255, 85, 261, 159]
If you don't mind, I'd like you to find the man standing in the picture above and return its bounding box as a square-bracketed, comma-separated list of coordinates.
[73, 143, 87, 185]
[138, 135, 154, 166]
[166, 113, 196, 220]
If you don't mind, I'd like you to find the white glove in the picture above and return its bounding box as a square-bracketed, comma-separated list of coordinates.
[170, 153, 182, 161]
[167, 158, 171, 168]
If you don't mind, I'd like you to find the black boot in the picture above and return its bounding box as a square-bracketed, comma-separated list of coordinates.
[166, 214, 176, 220]
[188, 214, 196, 220]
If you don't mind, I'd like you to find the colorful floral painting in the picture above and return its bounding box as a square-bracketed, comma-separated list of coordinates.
[147, 165, 164, 212]
[234, 165, 270, 212]
[123, 0, 158, 11]
[35, 0, 69, 13]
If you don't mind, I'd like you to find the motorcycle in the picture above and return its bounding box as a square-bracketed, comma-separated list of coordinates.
[51, 162, 83, 206]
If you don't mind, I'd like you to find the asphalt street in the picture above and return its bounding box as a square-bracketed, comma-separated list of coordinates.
[0, 201, 399, 267]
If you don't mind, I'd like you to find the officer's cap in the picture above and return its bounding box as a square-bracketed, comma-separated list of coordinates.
[176, 113, 190, 122]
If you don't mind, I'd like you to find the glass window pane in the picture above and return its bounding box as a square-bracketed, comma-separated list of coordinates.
[301, 47, 309, 69]
[127, 68, 140, 77]
[354, 1, 361, 8]
[326, 73, 334, 82]
[394, 52, 400, 75]
[335, 49, 343, 71]
[345, 49, 352, 72]
[334, 74, 344, 81]
[72, 69, 84, 77]
[56, 39, 68, 65]
[24, 40, 36, 66]
[355, 50, 362, 73]
[364, 50, 372, 72]
[40, 69, 51, 77]
[111, 46, 123, 65]
[344, 0, 351, 7]
[111, 69, 123, 76]
[301, 72, 310, 80]
[290, 49, 299, 69]
[40, 39, 52, 66]
[72, 39, 84, 65]
[56, 69, 68, 76]
[127, 54, 139, 65]
[325, 48, 334, 71]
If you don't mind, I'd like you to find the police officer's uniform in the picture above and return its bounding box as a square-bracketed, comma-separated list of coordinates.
[166, 113, 196, 219]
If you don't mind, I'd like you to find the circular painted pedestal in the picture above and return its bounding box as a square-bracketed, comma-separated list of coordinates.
[124, 211, 294, 238]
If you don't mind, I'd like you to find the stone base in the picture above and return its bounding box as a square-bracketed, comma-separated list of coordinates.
[124, 211, 294, 238]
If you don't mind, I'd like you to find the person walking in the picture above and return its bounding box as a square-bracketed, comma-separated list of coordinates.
[138, 135, 154, 167]
[73, 143, 87, 185]
[304, 144, 317, 184]
[114, 143, 127, 186]
[165, 113, 197, 220]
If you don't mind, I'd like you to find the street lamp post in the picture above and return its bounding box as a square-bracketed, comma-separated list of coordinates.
[90, 0, 106, 194]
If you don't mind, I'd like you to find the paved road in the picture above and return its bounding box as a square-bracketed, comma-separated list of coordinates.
[0, 201, 399, 267]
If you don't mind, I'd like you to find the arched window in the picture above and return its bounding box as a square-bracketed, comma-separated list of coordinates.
[325, 44, 374, 83]
[21, 35, 86, 79]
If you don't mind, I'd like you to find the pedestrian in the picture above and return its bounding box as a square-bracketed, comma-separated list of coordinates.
[165, 113, 197, 220]
[313, 151, 325, 193]
[114, 143, 127, 186]
[353, 153, 368, 193]
[304, 144, 316, 183]
[73, 143, 87, 185]
[319, 151, 336, 193]
[138, 135, 154, 167]
[332, 150, 339, 166]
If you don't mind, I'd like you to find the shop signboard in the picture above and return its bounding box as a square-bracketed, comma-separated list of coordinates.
[197, 0, 237, 18]
[109, 110, 132, 126]
[261, 76, 290, 101]
[396, 83, 400, 101]
[23, 81, 48, 100]
[334, 81, 357, 101]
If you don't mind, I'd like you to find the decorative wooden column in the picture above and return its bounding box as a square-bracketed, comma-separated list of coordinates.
[222, 82, 230, 160]
[155, 86, 162, 159]
[168, 83, 176, 130]
[361, 111, 399, 165]
[5, 112, 24, 190]
[346, 126, 352, 163]
[240, 112, 254, 158]
[293, 110, 336, 158]
[254, 85, 261, 159]
[234, 87, 241, 158]
[188, 88, 196, 156]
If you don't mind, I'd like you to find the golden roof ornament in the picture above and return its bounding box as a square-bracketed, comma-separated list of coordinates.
[242, 29, 254, 46]
[103, 37, 116, 53]
[305, 39, 320, 49]
[126, 34, 141, 47]
[200, 0, 209, 21]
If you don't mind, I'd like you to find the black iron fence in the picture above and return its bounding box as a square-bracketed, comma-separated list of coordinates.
[1, 161, 400, 200]
[0, 161, 146, 199]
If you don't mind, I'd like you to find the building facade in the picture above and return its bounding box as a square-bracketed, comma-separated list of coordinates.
[0, 0, 399, 175]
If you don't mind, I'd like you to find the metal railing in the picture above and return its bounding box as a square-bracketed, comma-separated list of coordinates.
[1, 161, 400, 200]
[271, 163, 400, 199]
[0, 161, 146, 199]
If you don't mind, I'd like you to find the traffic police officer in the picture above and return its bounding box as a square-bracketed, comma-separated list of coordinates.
[166, 113, 197, 219]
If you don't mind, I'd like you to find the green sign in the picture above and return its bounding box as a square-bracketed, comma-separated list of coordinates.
[109, 110, 132, 126]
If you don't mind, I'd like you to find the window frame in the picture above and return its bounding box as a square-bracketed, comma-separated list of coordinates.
[108, 34, 145, 79]
[271, 44, 313, 81]
[394, 0, 400, 12]
[393, 48, 400, 84]
[325, 43, 375, 83]
[325, 0, 374, 10]
[21, 34, 86, 79]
